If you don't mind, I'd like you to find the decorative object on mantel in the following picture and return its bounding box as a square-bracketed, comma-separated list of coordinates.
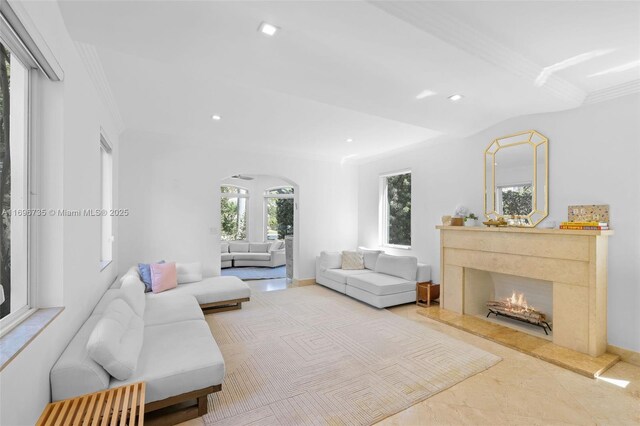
[561, 204, 610, 230]
[441, 215, 452, 226]
[484, 130, 549, 227]
[483, 217, 508, 227]
[450, 217, 464, 226]
[451, 205, 469, 226]
[464, 213, 479, 227]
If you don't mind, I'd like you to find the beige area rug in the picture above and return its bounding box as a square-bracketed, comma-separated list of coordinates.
[203, 285, 500, 425]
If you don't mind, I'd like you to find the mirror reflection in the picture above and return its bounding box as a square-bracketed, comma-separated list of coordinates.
[484, 131, 548, 227]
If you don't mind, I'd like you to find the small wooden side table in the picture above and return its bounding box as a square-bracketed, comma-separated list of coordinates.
[416, 282, 440, 307]
[36, 382, 146, 426]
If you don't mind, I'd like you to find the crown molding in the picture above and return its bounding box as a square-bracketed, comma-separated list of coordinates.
[74, 42, 125, 134]
[369, 1, 586, 106]
[583, 79, 640, 105]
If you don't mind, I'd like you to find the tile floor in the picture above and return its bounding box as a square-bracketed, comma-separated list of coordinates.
[180, 280, 640, 425]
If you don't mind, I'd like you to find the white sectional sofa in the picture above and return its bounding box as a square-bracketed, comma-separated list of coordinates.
[316, 250, 431, 308]
[221, 240, 285, 268]
[50, 267, 250, 421]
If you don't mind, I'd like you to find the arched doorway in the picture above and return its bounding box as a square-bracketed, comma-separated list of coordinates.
[218, 174, 299, 282]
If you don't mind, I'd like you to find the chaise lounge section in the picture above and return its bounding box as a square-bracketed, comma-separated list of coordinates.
[50, 267, 250, 422]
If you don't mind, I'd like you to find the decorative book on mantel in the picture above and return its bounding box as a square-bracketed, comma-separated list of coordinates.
[561, 204, 610, 230]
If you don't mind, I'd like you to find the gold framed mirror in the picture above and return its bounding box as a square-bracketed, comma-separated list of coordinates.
[484, 130, 548, 227]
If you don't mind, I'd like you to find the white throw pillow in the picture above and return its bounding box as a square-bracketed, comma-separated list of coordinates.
[87, 299, 144, 380]
[375, 254, 418, 281]
[229, 242, 249, 253]
[320, 251, 342, 270]
[250, 243, 271, 253]
[220, 243, 229, 253]
[176, 262, 203, 284]
[120, 275, 146, 317]
[357, 247, 384, 270]
[341, 251, 365, 270]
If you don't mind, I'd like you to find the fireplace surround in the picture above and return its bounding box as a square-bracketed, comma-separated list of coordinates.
[436, 225, 613, 357]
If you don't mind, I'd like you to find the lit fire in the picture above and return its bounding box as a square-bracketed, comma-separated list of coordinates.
[503, 291, 536, 314]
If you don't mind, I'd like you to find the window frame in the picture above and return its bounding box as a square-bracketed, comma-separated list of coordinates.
[99, 132, 113, 270]
[379, 170, 412, 250]
[0, 31, 34, 333]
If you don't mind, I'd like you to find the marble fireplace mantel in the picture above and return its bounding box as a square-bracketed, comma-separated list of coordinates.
[436, 225, 613, 357]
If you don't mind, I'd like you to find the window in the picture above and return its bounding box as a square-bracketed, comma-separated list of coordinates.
[220, 185, 248, 240]
[497, 183, 532, 216]
[100, 134, 113, 269]
[264, 187, 294, 241]
[0, 38, 30, 324]
[380, 171, 411, 248]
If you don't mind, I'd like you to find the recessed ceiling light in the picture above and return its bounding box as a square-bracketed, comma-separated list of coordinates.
[416, 89, 436, 100]
[346, 138, 354, 143]
[448, 94, 464, 102]
[211, 114, 221, 121]
[258, 22, 279, 36]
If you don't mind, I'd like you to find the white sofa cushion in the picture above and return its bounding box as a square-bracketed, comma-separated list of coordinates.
[347, 273, 415, 296]
[228, 242, 249, 253]
[233, 252, 271, 261]
[87, 299, 144, 380]
[249, 242, 271, 253]
[358, 247, 384, 270]
[221, 253, 234, 261]
[110, 320, 225, 403]
[145, 276, 250, 305]
[323, 268, 371, 284]
[417, 263, 432, 283]
[110, 265, 140, 289]
[93, 276, 146, 318]
[176, 262, 203, 284]
[50, 315, 110, 401]
[320, 251, 342, 270]
[220, 242, 229, 253]
[346, 285, 416, 309]
[270, 241, 284, 251]
[374, 254, 418, 281]
[144, 294, 204, 326]
[341, 251, 364, 270]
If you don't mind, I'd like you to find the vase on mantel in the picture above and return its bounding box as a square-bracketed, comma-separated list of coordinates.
[464, 219, 478, 227]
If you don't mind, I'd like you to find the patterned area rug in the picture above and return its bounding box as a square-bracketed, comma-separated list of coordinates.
[204, 285, 500, 425]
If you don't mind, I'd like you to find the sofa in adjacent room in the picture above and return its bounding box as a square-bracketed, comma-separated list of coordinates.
[315, 249, 431, 308]
[50, 265, 251, 421]
[221, 240, 285, 268]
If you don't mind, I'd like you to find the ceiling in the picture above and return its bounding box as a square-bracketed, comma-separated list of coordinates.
[56, 1, 640, 162]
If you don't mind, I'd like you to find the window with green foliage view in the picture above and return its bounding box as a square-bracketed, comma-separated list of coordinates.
[265, 187, 294, 240]
[220, 186, 248, 241]
[0, 39, 29, 322]
[381, 172, 411, 247]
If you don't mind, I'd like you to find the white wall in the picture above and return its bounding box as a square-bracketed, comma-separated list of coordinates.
[0, 2, 121, 424]
[118, 130, 358, 280]
[358, 94, 640, 352]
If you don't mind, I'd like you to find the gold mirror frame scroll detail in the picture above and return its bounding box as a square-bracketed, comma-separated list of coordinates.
[483, 130, 549, 227]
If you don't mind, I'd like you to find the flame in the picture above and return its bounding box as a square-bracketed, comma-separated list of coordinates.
[504, 291, 535, 313]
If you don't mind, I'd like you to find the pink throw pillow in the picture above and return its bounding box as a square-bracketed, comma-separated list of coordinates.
[150, 262, 177, 293]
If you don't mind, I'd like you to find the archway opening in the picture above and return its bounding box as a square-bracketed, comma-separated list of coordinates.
[218, 174, 299, 283]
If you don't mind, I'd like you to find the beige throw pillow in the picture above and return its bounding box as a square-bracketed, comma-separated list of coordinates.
[341, 251, 364, 270]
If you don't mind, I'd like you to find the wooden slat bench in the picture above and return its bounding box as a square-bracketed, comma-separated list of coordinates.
[36, 382, 146, 426]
